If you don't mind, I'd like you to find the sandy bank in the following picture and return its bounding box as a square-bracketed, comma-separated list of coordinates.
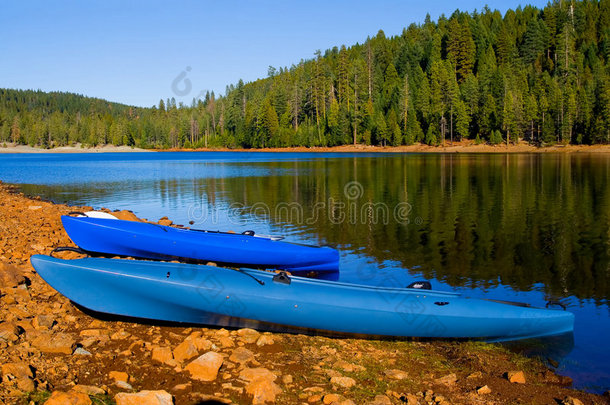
[0, 143, 151, 153]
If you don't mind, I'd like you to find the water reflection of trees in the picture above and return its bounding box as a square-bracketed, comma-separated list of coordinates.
[213, 154, 610, 304]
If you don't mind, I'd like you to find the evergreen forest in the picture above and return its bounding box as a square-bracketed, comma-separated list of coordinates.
[1, 0, 610, 149]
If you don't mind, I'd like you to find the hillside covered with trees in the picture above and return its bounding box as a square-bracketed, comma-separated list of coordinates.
[1, 0, 609, 149]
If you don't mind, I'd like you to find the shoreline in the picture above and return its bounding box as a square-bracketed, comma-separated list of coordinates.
[1, 141, 610, 154]
[0, 182, 608, 404]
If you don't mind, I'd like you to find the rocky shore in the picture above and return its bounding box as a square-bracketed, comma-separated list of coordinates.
[0, 182, 608, 404]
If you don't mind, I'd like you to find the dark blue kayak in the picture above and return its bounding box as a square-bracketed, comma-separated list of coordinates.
[30, 255, 574, 341]
[61, 216, 339, 273]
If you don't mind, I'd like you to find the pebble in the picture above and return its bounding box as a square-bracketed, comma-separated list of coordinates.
[323, 393, 343, 404]
[115, 380, 133, 390]
[45, 390, 92, 405]
[229, 346, 255, 364]
[71, 385, 106, 395]
[256, 334, 275, 346]
[109, 370, 129, 383]
[330, 376, 356, 389]
[115, 390, 173, 405]
[73, 347, 92, 356]
[561, 397, 584, 405]
[507, 370, 526, 384]
[237, 328, 261, 344]
[383, 369, 408, 380]
[435, 373, 457, 386]
[477, 385, 492, 395]
[366, 395, 392, 405]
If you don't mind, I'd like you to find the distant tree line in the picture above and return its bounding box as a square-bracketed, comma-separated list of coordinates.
[1, 0, 609, 149]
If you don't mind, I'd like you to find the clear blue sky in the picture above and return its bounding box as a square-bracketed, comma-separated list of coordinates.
[1, 0, 548, 107]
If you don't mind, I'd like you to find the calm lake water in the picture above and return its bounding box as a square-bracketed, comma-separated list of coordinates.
[0, 152, 608, 393]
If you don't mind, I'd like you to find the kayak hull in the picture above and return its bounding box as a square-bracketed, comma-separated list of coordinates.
[61, 216, 339, 273]
[30, 255, 574, 341]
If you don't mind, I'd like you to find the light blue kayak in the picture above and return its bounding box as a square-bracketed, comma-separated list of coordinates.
[30, 255, 574, 341]
[61, 215, 339, 273]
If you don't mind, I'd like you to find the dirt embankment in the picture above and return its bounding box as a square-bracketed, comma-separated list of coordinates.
[0, 182, 608, 404]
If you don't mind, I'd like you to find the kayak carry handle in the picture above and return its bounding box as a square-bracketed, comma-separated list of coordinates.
[406, 281, 432, 290]
[242, 230, 255, 236]
[50, 246, 90, 258]
[67, 211, 87, 217]
[272, 271, 291, 285]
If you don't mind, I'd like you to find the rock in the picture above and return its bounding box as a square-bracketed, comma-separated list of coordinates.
[16, 377, 35, 392]
[366, 395, 392, 405]
[28, 205, 42, 210]
[218, 336, 234, 348]
[115, 390, 173, 405]
[152, 346, 176, 366]
[170, 383, 191, 392]
[71, 385, 106, 395]
[109, 371, 129, 383]
[476, 385, 491, 395]
[192, 337, 213, 351]
[215, 328, 230, 337]
[31, 332, 75, 354]
[246, 378, 282, 404]
[0, 262, 25, 287]
[303, 387, 325, 393]
[0, 321, 21, 342]
[238, 367, 281, 404]
[323, 394, 343, 404]
[229, 347, 255, 364]
[173, 339, 198, 363]
[467, 371, 482, 379]
[239, 367, 277, 383]
[558, 375, 573, 386]
[282, 375, 293, 384]
[115, 380, 133, 390]
[561, 397, 584, 405]
[256, 334, 275, 346]
[79, 329, 104, 337]
[403, 393, 419, 405]
[330, 376, 356, 389]
[45, 390, 92, 405]
[185, 351, 223, 381]
[158, 218, 173, 226]
[506, 370, 526, 384]
[1, 362, 33, 380]
[73, 347, 92, 356]
[435, 373, 457, 386]
[113, 210, 141, 221]
[2, 361, 35, 391]
[111, 330, 131, 340]
[32, 314, 55, 330]
[334, 360, 365, 373]
[308, 394, 322, 403]
[237, 328, 261, 344]
[383, 369, 408, 380]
